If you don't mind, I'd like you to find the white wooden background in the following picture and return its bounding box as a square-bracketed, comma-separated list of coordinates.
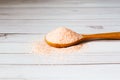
[0, 0, 120, 80]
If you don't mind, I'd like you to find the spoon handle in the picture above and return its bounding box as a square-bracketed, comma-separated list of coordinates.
[84, 32, 120, 40]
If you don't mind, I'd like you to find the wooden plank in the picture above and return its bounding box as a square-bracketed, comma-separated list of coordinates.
[0, 43, 30, 53]
[1, 20, 120, 25]
[0, 8, 120, 19]
[0, 0, 120, 7]
[0, 34, 43, 43]
[0, 65, 120, 80]
[0, 53, 120, 64]
[0, 26, 119, 33]
[0, 21, 120, 33]
[1, 7, 120, 15]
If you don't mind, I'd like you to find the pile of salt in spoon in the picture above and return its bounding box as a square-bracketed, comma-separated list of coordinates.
[32, 27, 83, 54]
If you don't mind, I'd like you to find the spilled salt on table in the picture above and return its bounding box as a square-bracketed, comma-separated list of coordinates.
[32, 27, 83, 54]
[32, 40, 82, 54]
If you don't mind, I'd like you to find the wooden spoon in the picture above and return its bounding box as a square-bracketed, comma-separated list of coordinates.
[45, 32, 120, 48]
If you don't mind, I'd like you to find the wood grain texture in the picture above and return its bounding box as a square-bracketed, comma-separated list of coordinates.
[0, 25, 119, 33]
[0, 65, 120, 80]
[0, 0, 120, 79]
[0, 7, 120, 19]
[0, 53, 120, 64]
[0, 0, 120, 7]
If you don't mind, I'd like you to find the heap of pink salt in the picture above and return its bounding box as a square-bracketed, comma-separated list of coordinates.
[32, 27, 83, 54]
[46, 27, 82, 44]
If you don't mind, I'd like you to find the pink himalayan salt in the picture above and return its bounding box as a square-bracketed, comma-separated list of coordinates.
[32, 27, 83, 54]
[46, 27, 82, 44]
[32, 40, 82, 54]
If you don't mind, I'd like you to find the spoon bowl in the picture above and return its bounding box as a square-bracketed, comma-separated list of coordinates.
[45, 35, 83, 48]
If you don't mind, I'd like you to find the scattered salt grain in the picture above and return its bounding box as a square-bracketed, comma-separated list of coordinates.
[32, 40, 82, 54]
[32, 27, 83, 54]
